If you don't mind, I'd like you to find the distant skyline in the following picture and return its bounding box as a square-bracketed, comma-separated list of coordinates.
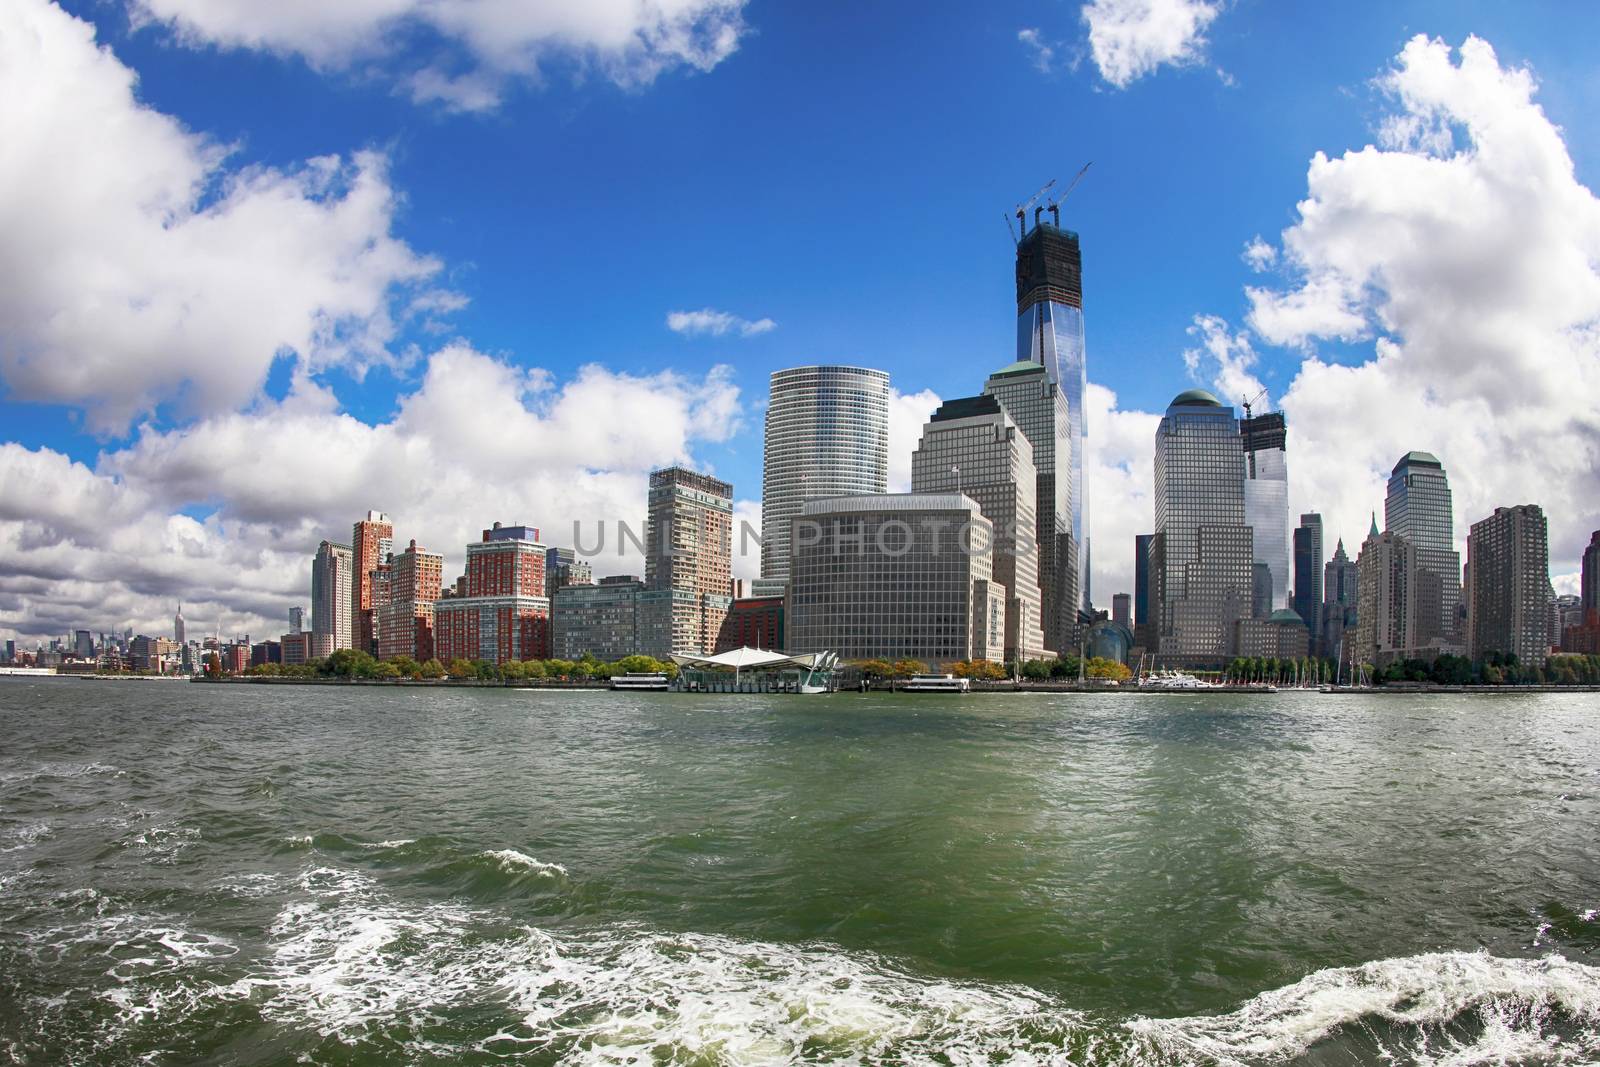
[2, 0, 1599, 644]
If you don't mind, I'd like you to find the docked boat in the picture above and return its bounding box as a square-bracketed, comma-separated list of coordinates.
[610, 672, 670, 691]
[900, 674, 971, 693]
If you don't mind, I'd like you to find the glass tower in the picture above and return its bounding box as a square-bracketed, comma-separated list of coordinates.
[760, 366, 890, 587]
[1241, 412, 1289, 615]
[1384, 451, 1461, 648]
[1014, 222, 1089, 612]
[1293, 513, 1324, 640]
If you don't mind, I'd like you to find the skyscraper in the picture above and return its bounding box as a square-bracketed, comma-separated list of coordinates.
[351, 511, 393, 656]
[1467, 505, 1550, 668]
[1583, 529, 1600, 624]
[641, 467, 734, 657]
[1013, 217, 1089, 610]
[1385, 452, 1461, 649]
[1241, 411, 1289, 614]
[1133, 533, 1155, 645]
[435, 523, 551, 664]
[984, 360, 1075, 650]
[1321, 538, 1359, 660]
[1293, 513, 1324, 639]
[911, 394, 1047, 661]
[760, 366, 889, 589]
[1353, 526, 1417, 667]
[377, 540, 443, 662]
[1151, 390, 1254, 666]
[311, 540, 353, 655]
[288, 607, 305, 634]
[173, 604, 185, 645]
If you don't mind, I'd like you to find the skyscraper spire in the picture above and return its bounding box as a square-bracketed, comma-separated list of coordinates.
[1369, 512, 1379, 539]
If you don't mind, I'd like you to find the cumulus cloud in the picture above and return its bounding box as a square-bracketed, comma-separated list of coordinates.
[666, 308, 776, 338]
[886, 387, 942, 492]
[0, 0, 450, 435]
[1017, 28, 1056, 74]
[1240, 35, 1600, 576]
[128, 0, 749, 111]
[0, 348, 744, 645]
[1183, 314, 1265, 409]
[1242, 235, 1277, 272]
[1080, 0, 1221, 88]
[1083, 382, 1162, 602]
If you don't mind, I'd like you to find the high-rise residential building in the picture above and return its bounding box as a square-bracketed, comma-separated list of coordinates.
[288, 607, 305, 634]
[1240, 411, 1289, 615]
[1385, 453, 1461, 649]
[1467, 505, 1550, 668]
[788, 494, 1005, 667]
[173, 605, 185, 645]
[759, 366, 890, 589]
[1321, 538, 1359, 660]
[1353, 524, 1418, 668]
[552, 576, 643, 661]
[641, 468, 733, 657]
[1013, 212, 1089, 611]
[716, 596, 785, 653]
[1151, 390, 1254, 667]
[351, 511, 394, 656]
[311, 540, 353, 653]
[545, 547, 593, 594]
[377, 540, 443, 662]
[1583, 530, 1600, 623]
[435, 523, 551, 665]
[1112, 593, 1131, 627]
[984, 360, 1075, 650]
[1293, 513, 1324, 639]
[911, 395, 1047, 661]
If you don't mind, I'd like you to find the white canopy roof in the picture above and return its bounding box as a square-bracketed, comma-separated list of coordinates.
[670, 647, 835, 671]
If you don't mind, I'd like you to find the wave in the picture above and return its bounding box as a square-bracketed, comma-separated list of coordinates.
[481, 849, 567, 877]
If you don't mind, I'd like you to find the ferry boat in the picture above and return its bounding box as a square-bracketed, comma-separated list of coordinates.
[900, 674, 971, 693]
[609, 672, 670, 691]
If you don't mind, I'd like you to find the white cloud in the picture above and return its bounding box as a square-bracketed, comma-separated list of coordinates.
[0, 347, 744, 645]
[1242, 235, 1277, 272]
[128, 0, 749, 112]
[1249, 34, 1600, 577]
[886, 387, 942, 492]
[0, 0, 449, 435]
[666, 308, 776, 338]
[1183, 314, 1265, 409]
[1017, 28, 1055, 74]
[1080, 0, 1221, 89]
[1084, 382, 1161, 602]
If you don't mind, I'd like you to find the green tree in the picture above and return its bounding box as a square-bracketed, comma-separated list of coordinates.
[418, 658, 446, 679]
[1021, 658, 1053, 680]
[389, 655, 420, 679]
[890, 659, 928, 678]
[854, 659, 893, 680]
[446, 657, 476, 680]
[1084, 657, 1132, 682]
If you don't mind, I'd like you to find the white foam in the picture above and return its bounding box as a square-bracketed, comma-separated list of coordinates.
[482, 849, 567, 877]
[361, 838, 416, 849]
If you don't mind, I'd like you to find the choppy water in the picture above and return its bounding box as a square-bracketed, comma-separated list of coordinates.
[1, 680, 1597, 1065]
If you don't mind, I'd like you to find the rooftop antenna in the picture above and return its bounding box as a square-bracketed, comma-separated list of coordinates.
[1047, 161, 1094, 226]
[1013, 178, 1056, 239]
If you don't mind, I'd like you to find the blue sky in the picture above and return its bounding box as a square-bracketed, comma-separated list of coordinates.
[2, 0, 1599, 642]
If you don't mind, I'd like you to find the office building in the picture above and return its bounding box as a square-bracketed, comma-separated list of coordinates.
[716, 596, 785, 653]
[1133, 533, 1155, 649]
[1385, 453, 1461, 648]
[1467, 505, 1550, 668]
[911, 395, 1047, 660]
[1012, 210, 1090, 610]
[552, 576, 643, 661]
[377, 540, 443, 662]
[1241, 411, 1289, 615]
[250, 641, 282, 668]
[1236, 609, 1311, 660]
[1584, 530, 1600, 623]
[1293, 513, 1323, 640]
[288, 607, 305, 635]
[1321, 538, 1359, 660]
[311, 540, 353, 652]
[984, 360, 1076, 649]
[760, 366, 890, 587]
[787, 494, 1004, 667]
[351, 511, 393, 656]
[435, 523, 551, 665]
[280, 632, 311, 666]
[641, 467, 734, 657]
[546, 547, 593, 594]
[74, 630, 93, 660]
[1151, 390, 1254, 666]
[1112, 592, 1131, 627]
[1353, 522, 1418, 667]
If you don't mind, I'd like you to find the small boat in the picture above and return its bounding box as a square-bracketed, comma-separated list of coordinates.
[610, 672, 670, 691]
[900, 674, 971, 693]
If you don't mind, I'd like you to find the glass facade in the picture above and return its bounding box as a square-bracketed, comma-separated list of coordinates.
[1240, 413, 1289, 616]
[1292, 513, 1324, 639]
[761, 366, 890, 584]
[1385, 452, 1462, 648]
[1013, 224, 1089, 613]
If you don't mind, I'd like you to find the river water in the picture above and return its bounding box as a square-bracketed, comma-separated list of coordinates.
[1, 679, 1597, 1064]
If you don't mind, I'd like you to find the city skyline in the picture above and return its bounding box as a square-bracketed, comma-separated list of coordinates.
[3, 1, 1600, 645]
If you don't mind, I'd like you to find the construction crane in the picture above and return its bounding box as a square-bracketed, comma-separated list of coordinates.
[1013, 178, 1056, 240]
[1241, 386, 1268, 420]
[1047, 162, 1094, 226]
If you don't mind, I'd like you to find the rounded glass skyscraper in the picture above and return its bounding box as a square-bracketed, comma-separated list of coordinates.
[760, 365, 890, 586]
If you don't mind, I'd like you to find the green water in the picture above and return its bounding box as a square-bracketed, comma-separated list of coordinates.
[1, 679, 1597, 1064]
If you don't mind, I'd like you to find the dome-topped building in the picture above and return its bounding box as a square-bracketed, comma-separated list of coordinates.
[1169, 388, 1223, 408]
